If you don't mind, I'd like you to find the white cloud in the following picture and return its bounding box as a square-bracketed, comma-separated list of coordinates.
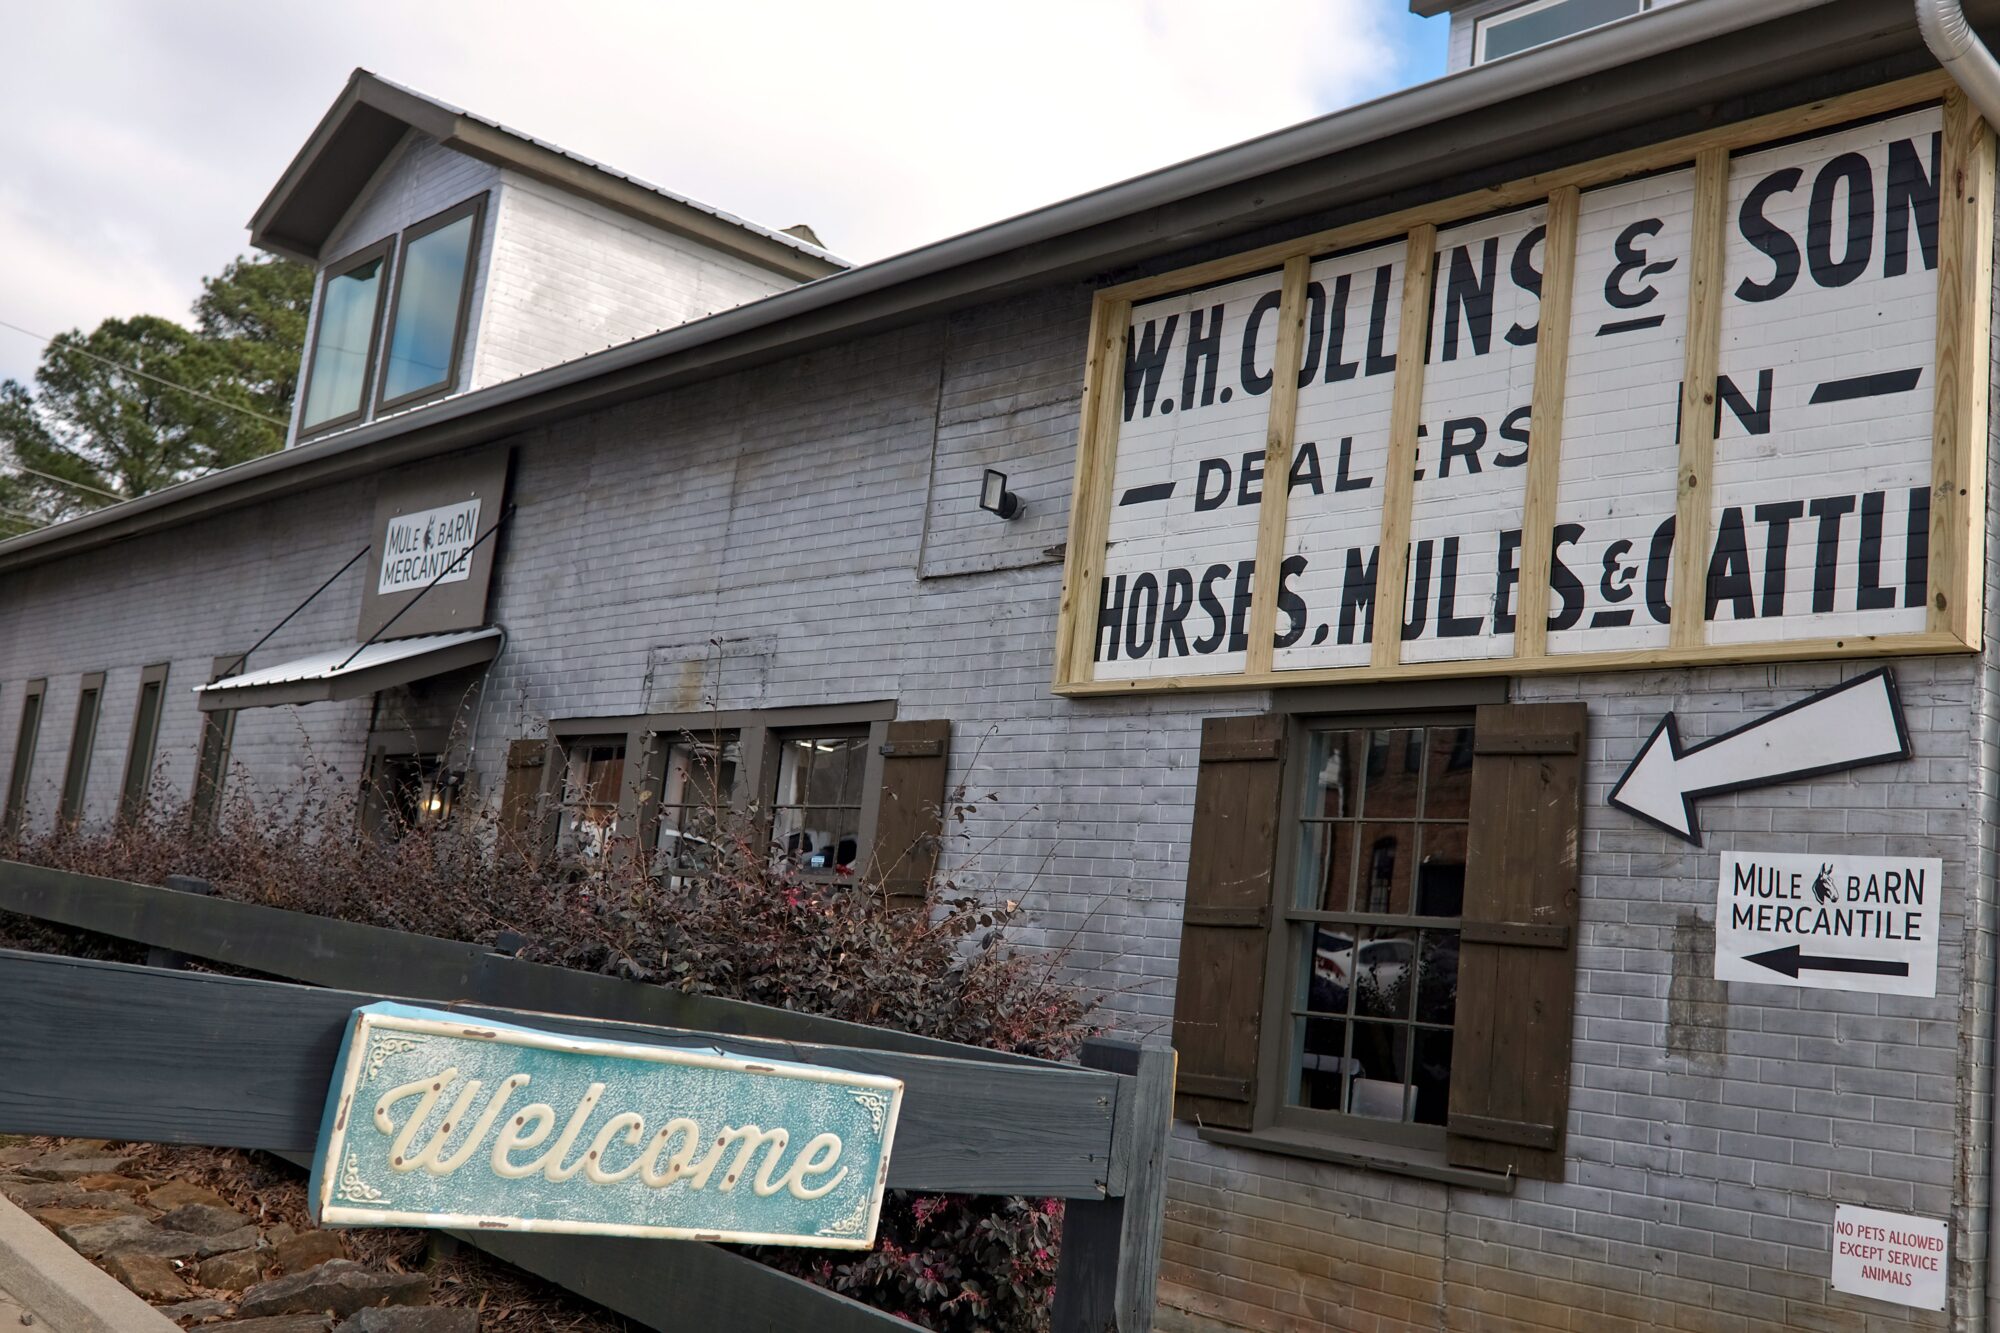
[0, 0, 1435, 384]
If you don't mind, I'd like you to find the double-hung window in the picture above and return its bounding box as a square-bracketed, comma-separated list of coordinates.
[58, 673, 104, 827]
[558, 737, 628, 862]
[117, 663, 169, 824]
[1282, 722, 1470, 1138]
[652, 730, 739, 880]
[533, 705, 950, 899]
[1171, 699, 1587, 1185]
[4, 679, 45, 838]
[770, 731, 870, 873]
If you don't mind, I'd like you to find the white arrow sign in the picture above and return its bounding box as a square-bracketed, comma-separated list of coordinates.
[1608, 668, 1910, 845]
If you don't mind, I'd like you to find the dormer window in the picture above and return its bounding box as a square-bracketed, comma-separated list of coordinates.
[298, 240, 391, 434]
[296, 193, 487, 438]
[378, 195, 486, 412]
[1474, 0, 1647, 63]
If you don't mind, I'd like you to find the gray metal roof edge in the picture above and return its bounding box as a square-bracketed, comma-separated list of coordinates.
[0, 0, 1912, 576]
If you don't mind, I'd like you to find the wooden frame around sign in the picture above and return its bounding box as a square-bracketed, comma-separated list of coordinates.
[1053, 74, 1994, 696]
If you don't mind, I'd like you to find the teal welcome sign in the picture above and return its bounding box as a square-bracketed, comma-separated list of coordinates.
[309, 1004, 903, 1248]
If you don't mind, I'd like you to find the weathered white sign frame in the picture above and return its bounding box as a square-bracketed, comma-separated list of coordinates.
[1054, 76, 1993, 695]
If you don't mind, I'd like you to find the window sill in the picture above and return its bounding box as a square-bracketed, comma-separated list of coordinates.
[1196, 1125, 1516, 1192]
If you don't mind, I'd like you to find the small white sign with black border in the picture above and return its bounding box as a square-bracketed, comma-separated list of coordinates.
[1715, 850, 1940, 997]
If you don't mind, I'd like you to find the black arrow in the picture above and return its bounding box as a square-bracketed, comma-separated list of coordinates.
[1741, 945, 1909, 979]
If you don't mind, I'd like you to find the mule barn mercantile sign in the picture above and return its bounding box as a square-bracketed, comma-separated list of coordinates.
[310, 1004, 903, 1248]
[1054, 79, 1992, 693]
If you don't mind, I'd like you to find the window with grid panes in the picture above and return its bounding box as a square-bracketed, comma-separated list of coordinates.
[651, 732, 738, 881]
[559, 738, 626, 861]
[1284, 721, 1472, 1136]
[770, 733, 868, 872]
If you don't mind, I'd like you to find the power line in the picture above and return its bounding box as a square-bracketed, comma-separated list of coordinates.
[3, 462, 122, 502]
[0, 317, 289, 429]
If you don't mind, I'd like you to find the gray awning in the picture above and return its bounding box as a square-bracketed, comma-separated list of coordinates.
[194, 627, 502, 711]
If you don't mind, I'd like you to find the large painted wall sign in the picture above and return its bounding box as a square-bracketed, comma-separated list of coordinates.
[1714, 849, 1941, 996]
[1053, 79, 1992, 694]
[310, 1004, 902, 1248]
[1608, 667, 1910, 844]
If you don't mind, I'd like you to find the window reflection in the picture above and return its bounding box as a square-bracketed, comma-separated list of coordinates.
[1286, 721, 1471, 1130]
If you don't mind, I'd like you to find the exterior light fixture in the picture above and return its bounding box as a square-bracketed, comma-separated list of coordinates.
[979, 468, 1023, 520]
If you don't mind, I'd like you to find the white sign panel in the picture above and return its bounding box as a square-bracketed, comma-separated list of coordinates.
[1715, 849, 1940, 996]
[1081, 103, 1948, 685]
[378, 498, 483, 595]
[1710, 108, 1938, 646]
[1831, 1204, 1947, 1310]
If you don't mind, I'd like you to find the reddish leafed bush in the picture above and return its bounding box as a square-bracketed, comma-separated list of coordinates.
[0, 748, 1095, 1332]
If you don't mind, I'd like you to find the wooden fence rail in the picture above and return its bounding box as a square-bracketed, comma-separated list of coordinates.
[0, 861, 1173, 1331]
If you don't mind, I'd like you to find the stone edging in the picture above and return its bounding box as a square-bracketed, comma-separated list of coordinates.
[0, 1188, 182, 1332]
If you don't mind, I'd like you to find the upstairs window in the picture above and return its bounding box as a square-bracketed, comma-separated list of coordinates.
[378, 196, 485, 411]
[299, 240, 392, 434]
[1474, 0, 1648, 64]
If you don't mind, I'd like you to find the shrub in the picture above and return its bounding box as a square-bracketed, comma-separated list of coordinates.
[0, 751, 1095, 1332]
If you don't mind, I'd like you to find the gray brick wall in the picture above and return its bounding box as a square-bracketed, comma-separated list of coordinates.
[1, 134, 1993, 1333]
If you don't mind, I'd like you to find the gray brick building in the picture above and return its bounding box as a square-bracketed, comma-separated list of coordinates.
[7, 1, 2000, 1328]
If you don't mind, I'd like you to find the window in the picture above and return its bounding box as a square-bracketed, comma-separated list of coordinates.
[118, 663, 169, 824]
[1474, 0, 1648, 63]
[377, 196, 485, 411]
[298, 240, 392, 434]
[1169, 701, 1586, 1184]
[1283, 723, 1471, 1137]
[4, 679, 45, 838]
[651, 731, 739, 880]
[540, 703, 948, 896]
[770, 732, 869, 873]
[559, 737, 628, 861]
[191, 656, 240, 832]
[59, 672, 105, 827]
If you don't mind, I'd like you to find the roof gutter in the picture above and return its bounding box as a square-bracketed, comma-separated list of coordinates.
[0, 0, 1917, 576]
[1917, 0, 2000, 122]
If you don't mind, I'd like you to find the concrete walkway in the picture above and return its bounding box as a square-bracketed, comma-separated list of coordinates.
[0, 1190, 179, 1332]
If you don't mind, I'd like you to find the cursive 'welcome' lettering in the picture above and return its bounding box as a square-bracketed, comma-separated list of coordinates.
[372, 1067, 849, 1201]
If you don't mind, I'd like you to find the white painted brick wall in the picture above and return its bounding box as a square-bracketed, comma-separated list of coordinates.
[290, 133, 797, 445]
[472, 170, 791, 388]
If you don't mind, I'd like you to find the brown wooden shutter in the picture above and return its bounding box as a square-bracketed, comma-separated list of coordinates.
[499, 738, 549, 856]
[1170, 713, 1286, 1130]
[873, 719, 952, 908]
[1447, 701, 1586, 1181]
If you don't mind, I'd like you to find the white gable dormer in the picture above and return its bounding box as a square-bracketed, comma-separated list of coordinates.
[255, 72, 846, 445]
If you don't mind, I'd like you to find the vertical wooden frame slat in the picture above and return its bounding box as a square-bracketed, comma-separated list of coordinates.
[1670, 147, 1730, 650]
[1513, 187, 1582, 658]
[1372, 226, 1438, 667]
[1245, 256, 1314, 674]
[1929, 88, 1994, 644]
[1054, 297, 1130, 686]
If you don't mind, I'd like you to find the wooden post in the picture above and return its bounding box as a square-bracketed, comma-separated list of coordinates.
[144, 875, 213, 971]
[1052, 1038, 1176, 1333]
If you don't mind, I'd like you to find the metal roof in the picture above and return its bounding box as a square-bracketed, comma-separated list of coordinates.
[194, 627, 504, 711]
[248, 70, 846, 281]
[0, 0, 1973, 577]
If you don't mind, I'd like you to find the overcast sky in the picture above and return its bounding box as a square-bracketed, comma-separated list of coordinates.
[0, 1, 1446, 386]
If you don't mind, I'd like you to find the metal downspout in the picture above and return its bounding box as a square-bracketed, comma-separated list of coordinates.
[1918, 6, 2000, 1326]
